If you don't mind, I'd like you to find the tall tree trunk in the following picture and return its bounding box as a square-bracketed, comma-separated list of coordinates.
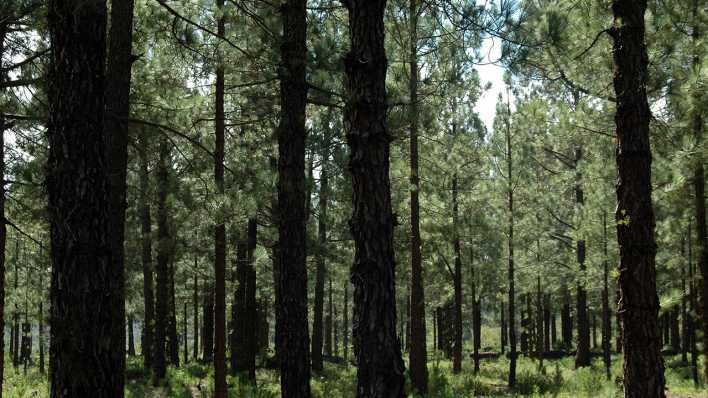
[39, 300, 44, 374]
[501, 303, 506, 354]
[561, 287, 573, 349]
[543, 295, 551, 352]
[536, 277, 544, 372]
[212, 1, 227, 396]
[551, 311, 557, 349]
[688, 227, 699, 386]
[343, 1, 406, 396]
[0, 18, 7, 393]
[244, 219, 258, 382]
[153, 136, 170, 383]
[47, 0, 123, 394]
[688, 0, 708, 381]
[312, 132, 329, 371]
[104, 0, 135, 388]
[471, 247, 480, 374]
[325, 277, 333, 356]
[232, 237, 246, 374]
[452, 174, 463, 374]
[408, 0, 428, 392]
[202, 285, 214, 362]
[343, 281, 349, 365]
[504, 89, 517, 388]
[138, 134, 155, 370]
[128, 315, 136, 356]
[168, 260, 180, 366]
[602, 212, 612, 380]
[574, 148, 590, 368]
[193, 272, 199, 361]
[184, 301, 188, 364]
[610, 1, 666, 395]
[277, 0, 311, 396]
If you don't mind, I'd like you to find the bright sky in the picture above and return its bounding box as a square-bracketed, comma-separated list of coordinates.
[473, 36, 510, 132]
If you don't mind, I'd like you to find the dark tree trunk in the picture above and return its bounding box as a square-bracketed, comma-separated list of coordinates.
[153, 136, 170, 383]
[0, 26, 6, 388]
[184, 301, 188, 364]
[575, 149, 590, 368]
[543, 294, 551, 352]
[561, 287, 573, 349]
[688, 0, 708, 382]
[591, 313, 597, 350]
[193, 272, 199, 361]
[12, 261, 18, 369]
[311, 129, 329, 372]
[551, 311, 557, 349]
[202, 286, 214, 363]
[452, 174, 462, 374]
[104, 0, 135, 387]
[504, 92, 517, 388]
[343, 1, 406, 396]
[471, 248, 480, 374]
[536, 277, 544, 372]
[213, 2, 227, 397]
[343, 281, 349, 364]
[688, 228, 699, 386]
[408, 0, 427, 392]
[231, 238, 246, 375]
[325, 278, 333, 357]
[39, 300, 44, 374]
[602, 212, 612, 380]
[128, 315, 136, 356]
[168, 260, 180, 366]
[47, 0, 123, 394]
[501, 303, 506, 354]
[276, 1, 311, 396]
[670, 308, 680, 352]
[244, 219, 258, 382]
[610, 1, 666, 395]
[138, 134, 155, 370]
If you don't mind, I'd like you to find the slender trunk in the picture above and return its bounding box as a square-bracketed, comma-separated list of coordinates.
[47, 0, 123, 394]
[610, 2, 665, 395]
[184, 301, 188, 364]
[0, 19, 7, 392]
[325, 277, 333, 356]
[104, 0, 135, 389]
[501, 303, 506, 354]
[452, 174, 462, 374]
[543, 295, 551, 352]
[551, 311, 557, 349]
[471, 247, 480, 374]
[202, 286, 214, 362]
[688, 226, 699, 386]
[128, 315, 136, 356]
[343, 282, 349, 364]
[193, 272, 199, 361]
[343, 1, 406, 395]
[681, 237, 689, 362]
[168, 260, 180, 366]
[561, 287, 573, 349]
[602, 212, 612, 380]
[245, 219, 258, 382]
[212, 2, 227, 396]
[312, 133, 329, 371]
[138, 134, 154, 370]
[39, 300, 44, 374]
[153, 136, 170, 383]
[688, 0, 708, 381]
[232, 237, 247, 374]
[536, 277, 544, 372]
[277, 1, 311, 396]
[408, 0, 427, 391]
[504, 89, 517, 388]
[575, 148, 590, 368]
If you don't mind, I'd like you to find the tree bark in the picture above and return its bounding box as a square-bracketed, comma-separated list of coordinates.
[343, 281, 349, 364]
[277, 0, 311, 396]
[212, 1, 227, 396]
[244, 219, 258, 382]
[193, 271, 199, 361]
[168, 260, 180, 367]
[561, 287, 573, 349]
[602, 212, 612, 380]
[153, 136, 170, 384]
[0, 20, 6, 390]
[471, 247, 480, 374]
[47, 0, 123, 394]
[311, 128, 329, 372]
[408, 0, 428, 392]
[343, 1, 406, 396]
[504, 89, 517, 388]
[610, 1, 666, 395]
[128, 315, 136, 356]
[325, 277, 333, 357]
[231, 237, 246, 375]
[104, 0, 135, 388]
[575, 148, 590, 369]
[202, 285, 214, 363]
[138, 134, 155, 370]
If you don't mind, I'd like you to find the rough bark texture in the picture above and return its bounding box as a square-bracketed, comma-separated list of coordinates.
[277, 0, 311, 396]
[213, 1, 227, 396]
[46, 0, 123, 395]
[138, 135, 155, 370]
[408, 0, 428, 392]
[343, 1, 406, 396]
[104, 0, 135, 387]
[452, 174, 462, 374]
[153, 136, 170, 383]
[610, 1, 666, 395]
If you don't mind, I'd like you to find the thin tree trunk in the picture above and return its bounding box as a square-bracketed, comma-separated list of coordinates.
[168, 260, 180, 366]
[408, 0, 427, 392]
[244, 219, 258, 382]
[138, 134, 154, 370]
[202, 285, 214, 363]
[575, 147, 590, 369]
[688, 226, 699, 386]
[232, 237, 247, 374]
[128, 315, 136, 356]
[452, 174, 462, 374]
[193, 272, 199, 361]
[47, 0, 123, 394]
[471, 247, 480, 374]
[184, 301, 188, 364]
[536, 277, 544, 372]
[610, 2, 665, 395]
[312, 131, 329, 371]
[325, 277, 333, 357]
[343, 1, 406, 395]
[276, 1, 311, 396]
[343, 282, 349, 365]
[504, 89, 517, 388]
[602, 212, 612, 380]
[561, 287, 572, 349]
[0, 18, 7, 393]
[501, 303, 506, 354]
[153, 136, 170, 383]
[39, 300, 44, 374]
[212, 1, 227, 396]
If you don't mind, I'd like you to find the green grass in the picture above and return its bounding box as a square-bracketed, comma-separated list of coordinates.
[3, 353, 706, 397]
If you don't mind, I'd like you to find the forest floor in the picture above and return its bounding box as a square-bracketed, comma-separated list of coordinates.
[4, 352, 706, 397]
